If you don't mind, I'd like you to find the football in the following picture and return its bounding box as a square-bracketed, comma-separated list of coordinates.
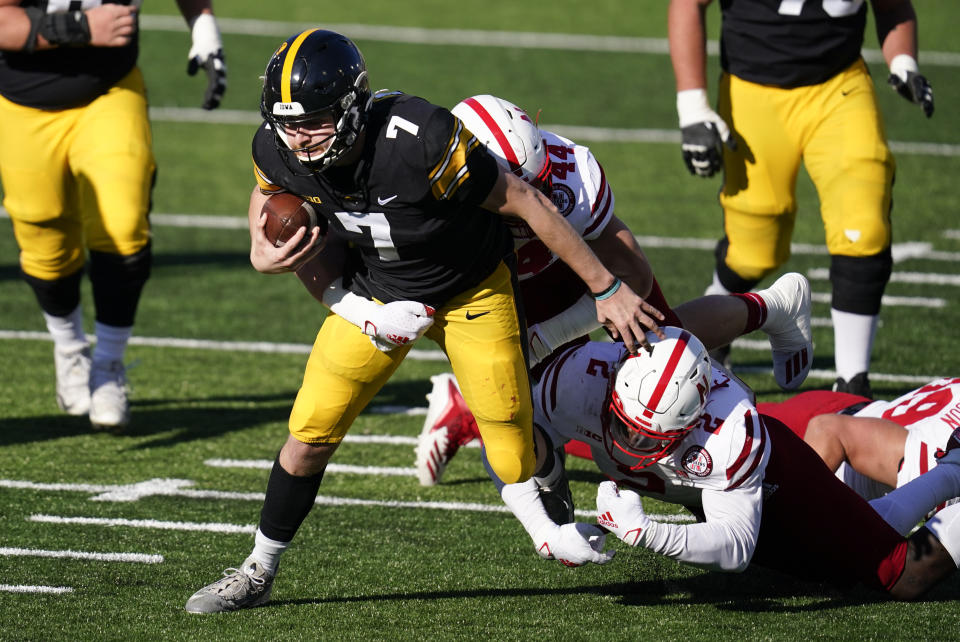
[261, 192, 323, 249]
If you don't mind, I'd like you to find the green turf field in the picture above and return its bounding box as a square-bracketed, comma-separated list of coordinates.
[2, 1, 959, 639]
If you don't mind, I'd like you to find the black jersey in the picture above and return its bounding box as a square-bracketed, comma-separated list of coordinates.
[0, 0, 138, 109]
[252, 91, 513, 308]
[719, 0, 867, 87]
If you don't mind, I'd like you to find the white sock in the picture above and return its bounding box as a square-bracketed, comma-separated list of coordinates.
[870, 463, 960, 536]
[704, 271, 731, 297]
[92, 322, 132, 365]
[251, 528, 289, 575]
[831, 309, 876, 380]
[44, 305, 88, 353]
[924, 503, 960, 567]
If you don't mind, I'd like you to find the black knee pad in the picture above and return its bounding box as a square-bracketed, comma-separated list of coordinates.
[21, 266, 84, 317]
[830, 250, 892, 315]
[714, 237, 762, 294]
[89, 243, 152, 327]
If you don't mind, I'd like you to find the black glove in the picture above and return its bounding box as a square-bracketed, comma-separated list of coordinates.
[888, 70, 934, 118]
[681, 121, 736, 178]
[187, 49, 227, 110]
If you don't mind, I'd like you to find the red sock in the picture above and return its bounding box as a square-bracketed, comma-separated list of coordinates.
[732, 292, 768, 334]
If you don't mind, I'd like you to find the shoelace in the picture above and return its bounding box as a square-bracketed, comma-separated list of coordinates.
[213, 567, 265, 595]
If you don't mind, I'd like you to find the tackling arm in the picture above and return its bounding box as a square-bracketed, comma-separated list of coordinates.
[483, 171, 663, 351]
[597, 481, 762, 572]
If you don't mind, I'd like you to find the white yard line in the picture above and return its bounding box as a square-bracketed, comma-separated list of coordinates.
[29, 514, 256, 535]
[142, 108, 960, 158]
[0, 329, 945, 384]
[9, 483, 691, 523]
[141, 15, 960, 67]
[0, 584, 73, 595]
[0, 547, 163, 564]
[807, 267, 960, 287]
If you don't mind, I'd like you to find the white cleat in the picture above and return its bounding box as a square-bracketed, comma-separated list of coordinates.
[185, 557, 275, 614]
[89, 359, 130, 431]
[414, 373, 477, 486]
[55, 346, 92, 416]
[757, 272, 813, 390]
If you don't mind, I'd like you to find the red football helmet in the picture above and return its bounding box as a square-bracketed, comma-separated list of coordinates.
[605, 327, 712, 470]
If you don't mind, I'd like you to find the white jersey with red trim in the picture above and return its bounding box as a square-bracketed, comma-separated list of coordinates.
[514, 130, 615, 281]
[534, 341, 772, 571]
[837, 377, 960, 502]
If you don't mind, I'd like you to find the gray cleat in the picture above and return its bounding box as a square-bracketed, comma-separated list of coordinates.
[185, 557, 275, 613]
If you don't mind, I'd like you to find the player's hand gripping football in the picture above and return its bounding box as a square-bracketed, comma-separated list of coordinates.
[677, 89, 736, 178]
[186, 13, 227, 110]
[532, 522, 616, 567]
[596, 481, 651, 547]
[888, 55, 934, 118]
[251, 212, 324, 274]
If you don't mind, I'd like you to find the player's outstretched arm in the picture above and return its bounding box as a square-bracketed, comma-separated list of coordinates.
[483, 172, 663, 352]
[501, 478, 615, 567]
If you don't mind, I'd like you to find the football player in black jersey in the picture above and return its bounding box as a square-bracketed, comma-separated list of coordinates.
[185, 28, 665, 614]
[668, 0, 934, 399]
[0, 0, 227, 431]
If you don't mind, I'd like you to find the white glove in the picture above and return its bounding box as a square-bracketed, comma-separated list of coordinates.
[364, 300, 435, 351]
[596, 481, 651, 547]
[677, 88, 735, 178]
[186, 13, 227, 110]
[323, 279, 434, 352]
[532, 522, 616, 567]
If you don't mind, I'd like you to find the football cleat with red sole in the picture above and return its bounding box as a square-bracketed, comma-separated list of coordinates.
[414, 373, 480, 486]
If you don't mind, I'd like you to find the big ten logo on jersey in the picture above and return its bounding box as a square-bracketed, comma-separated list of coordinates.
[546, 144, 577, 215]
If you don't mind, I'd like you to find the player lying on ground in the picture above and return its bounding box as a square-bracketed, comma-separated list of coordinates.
[499, 327, 960, 599]
[411, 93, 813, 487]
[758, 381, 960, 546]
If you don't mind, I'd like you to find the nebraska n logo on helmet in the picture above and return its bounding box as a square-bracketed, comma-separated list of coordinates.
[260, 29, 372, 173]
[604, 327, 712, 470]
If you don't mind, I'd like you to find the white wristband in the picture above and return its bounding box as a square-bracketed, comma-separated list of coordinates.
[322, 278, 377, 334]
[528, 294, 599, 365]
[676, 88, 712, 128]
[188, 13, 222, 57]
[501, 478, 554, 542]
[889, 54, 919, 82]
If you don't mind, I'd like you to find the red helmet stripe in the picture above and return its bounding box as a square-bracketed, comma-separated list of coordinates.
[640, 330, 692, 419]
[461, 97, 522, 172]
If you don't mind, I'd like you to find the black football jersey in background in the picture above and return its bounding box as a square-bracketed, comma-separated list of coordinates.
[719, 0, 867, 87]
[253, 92, 513, 309]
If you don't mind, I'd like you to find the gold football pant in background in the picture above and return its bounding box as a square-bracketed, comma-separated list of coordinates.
[0, 67, 155, 281]
[717, 58, 894, 282]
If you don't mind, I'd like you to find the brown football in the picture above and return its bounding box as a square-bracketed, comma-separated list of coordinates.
[261, 192, 323, 249]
